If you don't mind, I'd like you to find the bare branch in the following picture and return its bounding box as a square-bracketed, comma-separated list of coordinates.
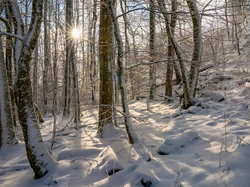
[0, 31, 23, 41]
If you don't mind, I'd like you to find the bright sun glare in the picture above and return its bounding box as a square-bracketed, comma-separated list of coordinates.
[72, 28, 80, 39]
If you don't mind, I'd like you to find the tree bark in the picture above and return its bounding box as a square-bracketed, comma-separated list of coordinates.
[0, 34, 18, 148]
[98, 0, 113, 133]
[149, 0, 156, 101]
[157, 0, 192, 108]
[165, 0, 177, 103]
[63, 0, 74, 116]
[186, 0, 202, 97]
[5, 6, 17, 127]
[108, 0, 138, 144]
[12, 0, 56, 179]
[43, 0, 50, 114]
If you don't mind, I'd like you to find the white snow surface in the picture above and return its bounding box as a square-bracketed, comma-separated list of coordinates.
[1, 65, 250, 186]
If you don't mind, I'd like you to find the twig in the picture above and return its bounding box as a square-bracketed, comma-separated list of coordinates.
[57, 115, 75, 133]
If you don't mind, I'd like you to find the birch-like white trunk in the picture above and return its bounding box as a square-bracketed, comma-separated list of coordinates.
[186, 0, 202, 97]
[157, 0, 192, 109]
[108, 0, 138, 144]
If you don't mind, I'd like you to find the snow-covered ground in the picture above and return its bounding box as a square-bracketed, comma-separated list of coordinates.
[1, 61, 250, 186]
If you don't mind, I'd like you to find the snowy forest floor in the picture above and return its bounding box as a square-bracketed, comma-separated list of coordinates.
[1, 56, 250, 186]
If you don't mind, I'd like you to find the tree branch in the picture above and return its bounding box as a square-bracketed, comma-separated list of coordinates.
[0, 32, 23, 41]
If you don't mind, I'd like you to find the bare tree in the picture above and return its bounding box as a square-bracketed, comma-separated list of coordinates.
[108, 0, 138, 144]
[8, 0, 56, 178]
[157, 0, 202, 108]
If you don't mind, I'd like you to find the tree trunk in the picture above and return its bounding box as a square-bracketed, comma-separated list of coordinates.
[63, 0, 74, 116]
[43, 0, 50, 114]
[149, 0, 156, 101]
[98, 0, 113, 133]
[165, 0, 177, 103]
[0, 34, 18, 148]
[5, 7, 17, 127]
[108, 0, 138, 144]
[90, 0, 98, 104]
[186, 0, 202, 97]
[12, 0, 56, 179]
[157, 0, 192, 109]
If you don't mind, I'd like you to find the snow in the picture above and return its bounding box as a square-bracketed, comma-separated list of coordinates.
[1, 53, 250, 187]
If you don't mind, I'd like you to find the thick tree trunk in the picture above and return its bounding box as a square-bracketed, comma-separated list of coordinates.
[108, 0, 138, 144]
[12, 0, 56, 179]
[98, 0, 113, 133]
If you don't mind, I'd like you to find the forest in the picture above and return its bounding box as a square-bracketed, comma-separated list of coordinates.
[0, 0, 250, 186]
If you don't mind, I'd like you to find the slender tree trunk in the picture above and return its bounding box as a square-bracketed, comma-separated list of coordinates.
[7, 1, 24, 77]
[51, 0, 59, 153]
[225, 0, 230, 38]
[5, 8, 17, 127]
[0, 34, 18, 148]
[90, 0, 97, 104]
[81, 0, 85, 93]
[33, 45, 38, 104]
[165, 0, 177, 103]
[98, 0, 113, 133]
[43, 0, 50, 114]
[149, 0, 156, 101]
[63, 0, 74, 116]
[158, 0, 192, 108]
[108, 0, 138, 144]
[186, 0, 202, 97]
[120, 0, 130, 86]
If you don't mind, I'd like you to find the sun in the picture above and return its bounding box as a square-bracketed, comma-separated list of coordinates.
[72, 28, 80, 39]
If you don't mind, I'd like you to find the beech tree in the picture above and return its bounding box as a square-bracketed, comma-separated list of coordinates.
[98, 0, 113, 133]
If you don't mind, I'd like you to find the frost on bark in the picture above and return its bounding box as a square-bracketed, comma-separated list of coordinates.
[157, 0, 191, 108]
[186, 0, 202, 97]
[108, 0, 138, 144]
[98, 0, 113, 133]
[0, 34, 18, 148]
[12, 0, 55, 179]
[157, 0, 202, 109]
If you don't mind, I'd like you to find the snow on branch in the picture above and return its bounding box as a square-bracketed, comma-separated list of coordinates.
[0, 32, 23, 41]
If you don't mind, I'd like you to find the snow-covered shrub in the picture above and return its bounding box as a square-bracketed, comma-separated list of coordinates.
[158, 130, 199, 155]
[201, 91, 225, 102]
